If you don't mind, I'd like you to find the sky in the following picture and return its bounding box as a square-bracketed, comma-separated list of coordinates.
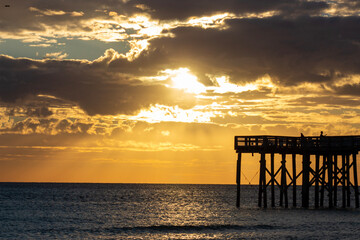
[0, 0, 359, 184]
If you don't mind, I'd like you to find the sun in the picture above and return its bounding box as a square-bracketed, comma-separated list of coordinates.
[163, 68, 206, 94]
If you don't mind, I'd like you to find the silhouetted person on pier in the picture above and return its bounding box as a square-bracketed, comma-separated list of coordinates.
[319, 131, 327, 147]
[301, 133, 308, 147]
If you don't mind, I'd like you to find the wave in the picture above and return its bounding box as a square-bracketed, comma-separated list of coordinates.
[105, 224, 283, 233]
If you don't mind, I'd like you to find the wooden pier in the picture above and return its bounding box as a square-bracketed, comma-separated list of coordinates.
[235, 135, 360, 208]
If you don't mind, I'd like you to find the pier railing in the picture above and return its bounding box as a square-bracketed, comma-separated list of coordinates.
[235, 135, 360, 154]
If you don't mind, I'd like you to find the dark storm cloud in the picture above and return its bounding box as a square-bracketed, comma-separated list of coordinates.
[0, 0, 338, 35]
[334, 84, 360, 97]
[0, 0, 139, 34]
[0, 55, 194, 115]
[131, 0, 329, 20]
[132, 16, 360, 86]
[1, 1, 359, 116]
[1, 14, 359, 115]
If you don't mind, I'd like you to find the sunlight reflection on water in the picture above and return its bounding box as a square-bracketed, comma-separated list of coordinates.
[1, 183, 360, 239]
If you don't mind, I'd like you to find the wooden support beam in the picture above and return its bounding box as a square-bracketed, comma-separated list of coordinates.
[315, 154, 320, 208]
[352, 153, 359, 208]
[263, 153, 267, 208]
[292, 153, 297, 207]
[328, 154, 333, 208]
[266, 168, 281, 186]
[342, 154, 346, 208]
[346, 154, 351, 207]
[258, 158, 262, 207]
[236, 152, 241, 208]
[320, 155, 326, 207]
[258, 153, 266, 207]
[282, 154, 288, 208]
[280, 154, 284, 207]
[271, 153, 275, 207]
[258, 153, 266, 208]
[302, 153, 310, 208]
[334, 155, 338, 207]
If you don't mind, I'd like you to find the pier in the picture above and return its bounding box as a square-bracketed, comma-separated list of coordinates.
[234, 135, 360, 208]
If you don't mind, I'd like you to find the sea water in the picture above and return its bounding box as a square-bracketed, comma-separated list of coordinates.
[1, 183, 360, 239]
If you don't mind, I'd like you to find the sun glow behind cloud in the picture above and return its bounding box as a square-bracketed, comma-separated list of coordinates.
[187, 13, 232, 28]
[164, 68, 207, 94]
[211, 76, 258, 93]
[163, 68, 276, 95]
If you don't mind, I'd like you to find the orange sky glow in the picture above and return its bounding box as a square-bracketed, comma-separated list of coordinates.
[0, 0, 359, 184]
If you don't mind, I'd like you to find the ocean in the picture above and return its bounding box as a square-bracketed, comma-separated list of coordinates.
[1, 183, 360, 239]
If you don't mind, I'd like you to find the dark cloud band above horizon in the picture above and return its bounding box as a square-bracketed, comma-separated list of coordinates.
[105, 16, 359, 86]
[0, 0, 359, 116]
[130, 0, 330, 20]
[0, 54, 195, 115]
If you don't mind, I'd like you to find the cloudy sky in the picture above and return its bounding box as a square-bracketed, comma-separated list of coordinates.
[0, 0, 359, 183]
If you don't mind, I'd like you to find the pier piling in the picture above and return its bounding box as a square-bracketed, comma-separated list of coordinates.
[352, 153, 359, 208]
[271, 153, 275, 207]
[315, 154, 320, 208]
[236, 153, 241, 208]
[292, 153, 297, 207]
